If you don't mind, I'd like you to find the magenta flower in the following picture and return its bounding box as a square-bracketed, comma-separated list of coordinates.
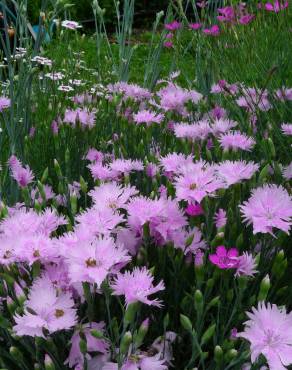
[164, 41, 173, 48]
[189, 23, 201, 30]
[217, 6, 235, 23]
[209, 246, 239, 269]
[238, 302, 292, 370]
[165, 21, 182, 31]
[239, 14, 255, 25]
[265, 0, 288, 12]
[185, 202, 204, 217]
[240, 184, 292, 235]
[13, 276, 77, 337]
[111, 267, 165, 307]
[203, 25, 220, 36]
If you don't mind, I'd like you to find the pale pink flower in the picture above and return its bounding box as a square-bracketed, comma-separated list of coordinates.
[281, 123, 292, 136]
[133, 110, 164, 125]
[174, 162, 225, 203]
[215, 160, 259, 187]
[61, 20, 82, 30]
[89, 182, 138, 211]
[0, 96, 11, 111]
[214, 208, 227, 228]
[65, 236, 130, 286]
[219, 131, 256, 151]
[238, 302, 292, 370]
[283, 162, 292, 180]
[8, 155, 34, 188]
[211, 118, 238, 136]
[66, 322, 109, 368]
[13, 276, 77, 337]
[111, 267, 165, 307]
[235, 252, 257, 277]
[240, 184, 292, 235]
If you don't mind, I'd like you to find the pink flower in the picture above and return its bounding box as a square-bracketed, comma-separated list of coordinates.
[214, 208, 227, 228]
[283, 162, 292, 180]
[235, 252, 257, 277]
[174, 162, 225, 203]
[111, 267, 165, 307]
[211, 118, 238, 136]
[66, 322, 109, 368]
[185, 203, 204, 216]
[219, 131, 256, 152]
[240, 184, 292, 235]
[238, 302, 292, 370]
[8, 155, 34, 188]
[163, 41, 173, 48]
[265, 1, 288, 12]
[275, 88, 292, 101]
[133, 110, 164, 125]
[281, 123, 292, 136]
[215, 160, 259, 187]
[13, 276, 77, 337]
[89, 182, 138, 211]
[160, 152, 193, 176]
[203, 25, 220, 36]
[64, 236, 130, 287]
[217, 6, 235, 23]
[209, 246, 239, 269]
[165, 21, 182, 31]
[0, 96, 11, 111]
[61, 20, 82, 29]
[239, 14, 255, 25]
[189, 23, 201, 30]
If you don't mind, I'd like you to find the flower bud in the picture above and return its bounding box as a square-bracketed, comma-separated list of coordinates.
[41, 167, 49, 183]
[225, 348, 237, 361]
[120, 331, 132, 355]
[194, 290, 203, 315]
[258, 274, 270, 301]
[54, 159, 62, 179]
[180, 314, 193, 332]
[214, 345, 223, 364]
[135, 318, 149, 348]
[201, 324, 216, 346]
[44, 354, 55, 370]
[124, 302, 139, 326]
[79, 338, 87, 354]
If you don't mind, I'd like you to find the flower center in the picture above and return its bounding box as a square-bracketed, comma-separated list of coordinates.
[33, 250, 40, 257]
[189, 183, 197, 190]
[55, 309, 64, 318]
[3, 250, 12, 259]
[263, 329, 282, 348]
[86, 258, 97, 267]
